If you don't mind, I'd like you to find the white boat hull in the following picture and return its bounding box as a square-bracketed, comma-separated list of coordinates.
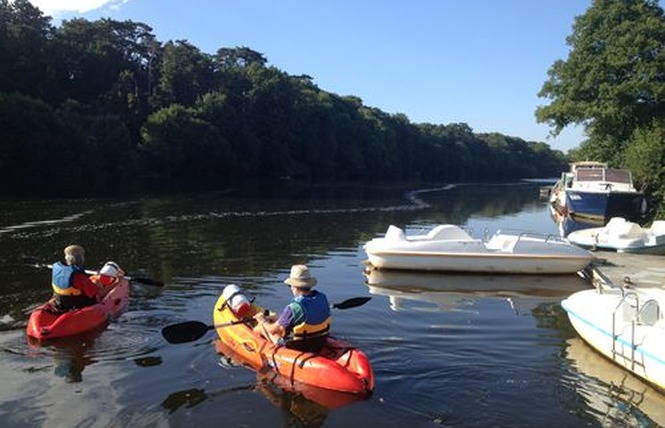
[562, 286, 665, 391]
[567, 218, 665, 255]
[366, 251, 592, 274]
[364, 225, 595, 274]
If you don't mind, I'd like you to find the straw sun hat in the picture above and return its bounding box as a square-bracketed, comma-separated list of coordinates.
[284, 264, 317, 288]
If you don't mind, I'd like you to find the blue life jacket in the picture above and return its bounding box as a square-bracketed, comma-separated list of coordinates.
[52, 262, 86, 296]
[288, 290, 331, 340]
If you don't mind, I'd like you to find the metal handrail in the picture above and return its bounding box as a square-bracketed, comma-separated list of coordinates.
[612, 291, 638, 364]
[611, 292, 661, 370]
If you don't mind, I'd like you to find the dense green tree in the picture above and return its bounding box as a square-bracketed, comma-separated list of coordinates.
[0, 0, 53, 97]
[154, 40, 214, 108]
[215, 46, 267, 69]
[537, 0, 665, 149]
[57, 100, 134, 181]
[623, 120, 665, 217]
[139, 104, 233, 179]
[0, 92, 66, 184]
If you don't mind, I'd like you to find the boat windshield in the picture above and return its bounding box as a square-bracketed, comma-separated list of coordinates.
[575, 168, 632, 184]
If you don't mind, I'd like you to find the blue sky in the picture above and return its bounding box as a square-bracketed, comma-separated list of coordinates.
[30, 1, 593, 152]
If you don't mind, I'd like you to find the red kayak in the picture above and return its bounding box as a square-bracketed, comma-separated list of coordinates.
[26, 278, 130, 341]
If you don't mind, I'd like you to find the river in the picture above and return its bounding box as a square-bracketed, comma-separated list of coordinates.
[1, 182, 664, 427]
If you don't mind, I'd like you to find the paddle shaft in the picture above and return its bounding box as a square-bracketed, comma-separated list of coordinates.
[162, 296, 372, 344]
[28, 260, 164, 287]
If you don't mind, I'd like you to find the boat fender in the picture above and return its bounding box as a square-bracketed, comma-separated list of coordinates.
[221, 284, 251, 317]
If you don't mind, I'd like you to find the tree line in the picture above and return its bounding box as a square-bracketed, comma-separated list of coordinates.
[0, 0, 569, 196]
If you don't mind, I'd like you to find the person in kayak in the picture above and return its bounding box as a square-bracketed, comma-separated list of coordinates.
[254, 264, 331, 352]
[51, 245, 110, 311]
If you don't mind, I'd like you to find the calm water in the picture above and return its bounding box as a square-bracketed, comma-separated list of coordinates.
[1, 182, 664, 427]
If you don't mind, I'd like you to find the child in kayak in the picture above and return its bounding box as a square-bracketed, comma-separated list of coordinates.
[253, 264, 331, 352]
[50, 245, 120, 311]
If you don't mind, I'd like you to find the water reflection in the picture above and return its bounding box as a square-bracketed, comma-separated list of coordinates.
[158, 337, 367, 427]
[161, 388, 209, 413]
[24, 316, 163, 384]
[159, 380, 337, 427]
[256, 381, 330, 428]
[364, 267, 589, 314]
[26, 329, 103, 383]
[213, 339, 368, 426]
[565, 337, 665, 427]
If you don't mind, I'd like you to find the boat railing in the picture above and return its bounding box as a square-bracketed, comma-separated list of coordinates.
[611, 291, 661, 370]
[490, 229, 565, 245]
[612, 291, 639, 367]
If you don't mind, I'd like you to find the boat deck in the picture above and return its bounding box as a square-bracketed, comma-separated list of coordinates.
[591, 252, 665, 287]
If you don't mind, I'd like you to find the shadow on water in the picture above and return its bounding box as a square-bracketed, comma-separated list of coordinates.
[25, 328, 105, 383]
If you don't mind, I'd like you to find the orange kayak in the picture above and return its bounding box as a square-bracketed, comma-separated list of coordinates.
[26, 278, 130, 341]
[212, 293, 375, 395]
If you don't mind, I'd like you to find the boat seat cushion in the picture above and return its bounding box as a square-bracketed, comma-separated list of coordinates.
[648, 221, 665, 244]
[384, 225, 406, 241]
[608, 218, 645, 239]
[426, 225, 473, 241]
[485, 234, 518, 252]
[605, 217, 627, 229]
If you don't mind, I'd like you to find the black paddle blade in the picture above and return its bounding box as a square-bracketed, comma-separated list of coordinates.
[332, 296, 372, 310]
[161, 321, 213, 344]
[128, 276, 165, 287]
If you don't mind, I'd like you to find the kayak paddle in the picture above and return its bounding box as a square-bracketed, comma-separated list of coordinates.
[161, 319, 249, 344]
[162, 296, 372, 344]
[331, 296, 372, 309]
[23, 258, 165, 287]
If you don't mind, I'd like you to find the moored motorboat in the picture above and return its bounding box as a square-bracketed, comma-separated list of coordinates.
[26, 278, 130, 341]
[567, 217, 665, 255]
[549, 161, 647, 236]
[212, 288, 374, 395]
[561, 268, 665, 391]
[363, 224, 595, 274]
